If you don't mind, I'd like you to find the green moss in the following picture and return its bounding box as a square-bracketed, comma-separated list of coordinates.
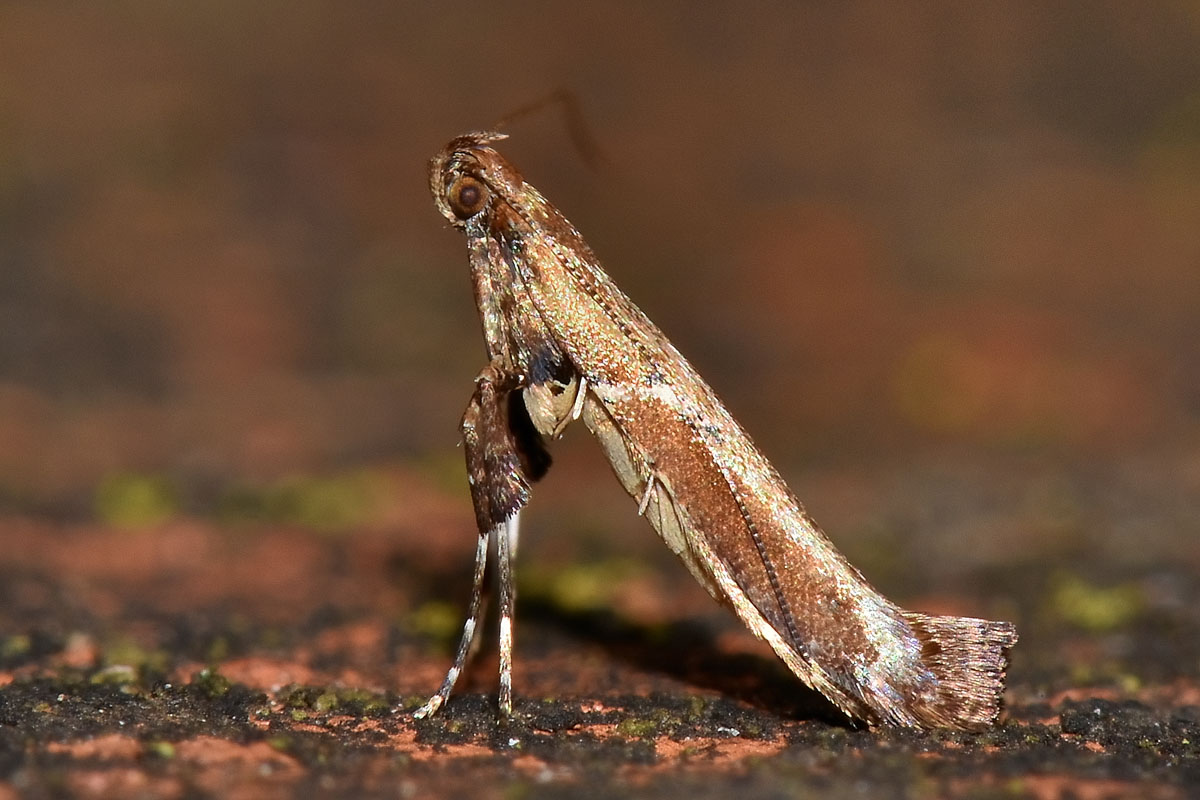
[279, 684, 391, 716]
[502, 780, 533, 800]
[398, 695, 428, 712]
[0, 633, 31, 660]
[1068, 663, 1095, 684]
[280, 685, 318, 708]
[519, 558, 647, 613]
[615, 707, 686, 740]
[313, 692, 340, 713]
[94, 473, 177, 528]
[1117, 673, 1142, 693]
[616, 717, 659, 738]
[274, 473, 377, 531]
[1049, 573, 1144, 632]
[145, 741, 176, 759]
[88, 664, 139, 687]
[267, 734, 294, 752]
[684, 694, 709, 722]
[205, 636, 230, 663]
[334, 687, 391, 714]
[191, 667, 232, 698]
[406, 601, 463, 643]
[218, 471, 382, 532]
[100, 637, 169, 676]
[414, 451, 470, 497]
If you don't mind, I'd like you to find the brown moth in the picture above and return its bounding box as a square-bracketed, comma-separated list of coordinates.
[415, 132, 1017, 729]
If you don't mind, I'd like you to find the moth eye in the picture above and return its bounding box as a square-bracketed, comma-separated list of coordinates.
[448, 176, 488, 219]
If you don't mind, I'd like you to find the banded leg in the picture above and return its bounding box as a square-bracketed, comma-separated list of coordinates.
[412, 530, 491, 719]
[413, 363, 547, 718]
[497, 512, 517, 715]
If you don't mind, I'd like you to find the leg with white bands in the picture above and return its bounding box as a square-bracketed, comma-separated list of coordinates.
[412, 529, 491, 719]
[496, 512, 518, 716]
[415, 361, 545, 718]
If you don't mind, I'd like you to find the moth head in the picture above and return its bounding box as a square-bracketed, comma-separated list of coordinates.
[446, 175, 489, 220]
[429, 131, 509, 226]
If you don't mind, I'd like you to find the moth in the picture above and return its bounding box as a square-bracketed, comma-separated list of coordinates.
[415, 131, 1017, 729]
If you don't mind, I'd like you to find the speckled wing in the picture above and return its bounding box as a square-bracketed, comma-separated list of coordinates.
[451, 135, 1016, 729]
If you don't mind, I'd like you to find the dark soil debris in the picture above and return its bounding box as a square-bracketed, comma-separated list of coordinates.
[0, 520, 1197, 798]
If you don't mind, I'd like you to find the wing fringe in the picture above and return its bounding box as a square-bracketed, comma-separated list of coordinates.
[900, 612, 1018, 729]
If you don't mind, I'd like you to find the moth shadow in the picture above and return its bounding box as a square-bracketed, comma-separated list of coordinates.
[520, 596, 853, 727]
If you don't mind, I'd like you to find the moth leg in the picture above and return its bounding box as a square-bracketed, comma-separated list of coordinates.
[637, 475, 656, 516]
[636, 463, 665, 517]
[504, 496, 521, 560]
[412, 530, 490, 719]
[497, 512, 517, 715]
[569, 376, 588, 422]
[466, 365, 536, 533]
[414, 363, 539, 718]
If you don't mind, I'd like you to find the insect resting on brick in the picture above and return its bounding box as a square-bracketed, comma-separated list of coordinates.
[413, 132, 1016, 730]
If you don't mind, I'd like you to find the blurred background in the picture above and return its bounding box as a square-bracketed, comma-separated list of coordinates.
[0, 3, 1198, 576]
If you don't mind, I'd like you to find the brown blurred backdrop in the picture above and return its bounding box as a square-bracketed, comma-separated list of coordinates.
[1, 2, 1198, 538]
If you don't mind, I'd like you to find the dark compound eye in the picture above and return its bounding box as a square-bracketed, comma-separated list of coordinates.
[448, 176, 488, 219]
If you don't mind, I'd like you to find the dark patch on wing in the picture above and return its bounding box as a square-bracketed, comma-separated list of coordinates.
[508, 391, 552, 482]
[526, 343, 573, 387]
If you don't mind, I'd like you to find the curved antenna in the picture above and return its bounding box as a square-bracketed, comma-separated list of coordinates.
[490, 88, 610, 171]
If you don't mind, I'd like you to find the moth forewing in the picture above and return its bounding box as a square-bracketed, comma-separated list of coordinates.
[419, 132, 1016, 729]
[579, 390, 722, 600]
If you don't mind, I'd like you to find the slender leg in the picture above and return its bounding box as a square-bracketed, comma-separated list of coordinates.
[570, 376, 588, 421]
[504, 505, 521, 561]
[412, 530, 491, 719]
[497, 512, 518, 715]
[637, 475, 656, 516]
[413, 363, 544, 718]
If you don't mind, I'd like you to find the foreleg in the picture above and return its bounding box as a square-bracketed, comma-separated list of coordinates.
[413, 364, 548, 717]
